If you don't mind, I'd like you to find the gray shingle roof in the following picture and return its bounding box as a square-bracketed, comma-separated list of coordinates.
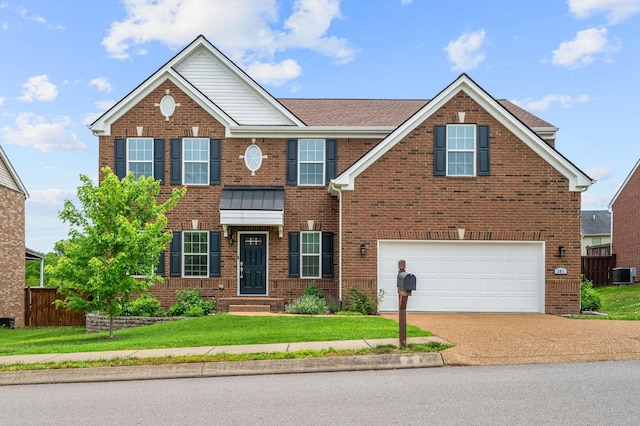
[219, 186, 285, 211]
[581, 210, 611, 235]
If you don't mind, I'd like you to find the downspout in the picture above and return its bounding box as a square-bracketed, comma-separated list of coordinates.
[337, 187, 343, 307]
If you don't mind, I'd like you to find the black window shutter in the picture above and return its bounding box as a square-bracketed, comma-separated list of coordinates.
[325, 139, 337, 184]
[209, 231, 221, 277]
[322, 232, 334, 278]
[288, 232, 300, 278]
[154, 139, 165, 184]
[114, 138, 126, 179]
[477, 125, 490, 176]
[156, 251, 165, 277]
[170, 231, 181, 277]
[286, 139, 298, 185]
[170, 139, 182, 185]
[433, 125, 446, 176]
[210, 139, 221, 185]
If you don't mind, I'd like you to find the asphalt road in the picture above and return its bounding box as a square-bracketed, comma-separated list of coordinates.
[2, 360, 639, 425]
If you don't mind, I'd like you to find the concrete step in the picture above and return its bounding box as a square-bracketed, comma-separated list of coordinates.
[228, 304, 271, 313]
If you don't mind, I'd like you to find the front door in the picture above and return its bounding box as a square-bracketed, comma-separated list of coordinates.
[239, 234, 267, 295]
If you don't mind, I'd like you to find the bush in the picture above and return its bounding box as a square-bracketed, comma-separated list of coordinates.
[580, 277, 602, 312]
[121, 294, 165, 317]
[302, 282, 324, 299]
[286, 294, 328, 315]
[347, 288, 385, 315]
[168, 288, 216, 317]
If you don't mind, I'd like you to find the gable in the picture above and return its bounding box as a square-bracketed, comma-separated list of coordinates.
[90, 35, 302, 136]
[609, 158, 640, 209]
[330, 74, 593, 193]
[0, 145, 28, 196]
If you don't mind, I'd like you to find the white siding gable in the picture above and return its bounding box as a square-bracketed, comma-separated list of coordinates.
[0, 146, 27, 195]
[175, 49, 294, 126]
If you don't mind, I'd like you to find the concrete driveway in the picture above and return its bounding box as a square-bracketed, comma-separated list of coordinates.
[382, 313, 640, 366]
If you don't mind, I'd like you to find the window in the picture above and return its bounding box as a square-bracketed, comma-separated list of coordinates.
[447, 125, 475, 176]
[183, 138, 209, 184]
[244, 144, 263, 173]
[299, 139, 325, 185]
[128, 138, 153, 179]
[301, 231, 321, 278]
[592, 237, 602, 245]
[183, 231, 208, 277]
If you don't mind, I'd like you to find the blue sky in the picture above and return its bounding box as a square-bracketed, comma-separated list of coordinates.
[1, 0, 639, 253]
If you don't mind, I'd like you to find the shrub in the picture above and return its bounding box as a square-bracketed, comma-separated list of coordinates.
[168, 288, 216, 317]
[121, 294, 165, 317]
[302, 282, 324, 299]
[286, 294, 328, 315]
[347, 288, 385, 315]
[580, 277, 602, 312]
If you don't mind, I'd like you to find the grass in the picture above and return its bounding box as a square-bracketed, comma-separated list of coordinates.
[0, 342, 452, 372]
[591, 284, 640, 320]
[0, 314, 431, 356]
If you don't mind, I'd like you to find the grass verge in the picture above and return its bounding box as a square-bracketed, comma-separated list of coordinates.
[0, 342, 452, 372]
[0, 314, 431, 356]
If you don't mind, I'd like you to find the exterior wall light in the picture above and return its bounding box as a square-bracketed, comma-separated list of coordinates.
[558, 245, 565, 257]
[360, 243, 366, 255]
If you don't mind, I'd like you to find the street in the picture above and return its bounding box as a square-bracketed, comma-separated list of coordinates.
[2, 361, 639, 425]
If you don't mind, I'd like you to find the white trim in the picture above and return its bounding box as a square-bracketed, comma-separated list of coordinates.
[126, 137, 154, 179]
[0, 145, 29, 197]
[182, 137, 210, 185]
[446, 124, 476, 176]
[330, 74, 593, 194]
[237, 231, 269, 296]
[182, 230, 209, 278]
[301, 231, 322, 279]
[226, 125, 394, 139]
[609, 158, 640, 209]
[298, 138, 326, 186]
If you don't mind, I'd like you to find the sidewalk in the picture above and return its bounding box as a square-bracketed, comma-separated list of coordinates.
[0, 336, 447, 386]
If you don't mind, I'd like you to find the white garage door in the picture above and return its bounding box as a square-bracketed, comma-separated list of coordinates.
[378, 241, 544, 313]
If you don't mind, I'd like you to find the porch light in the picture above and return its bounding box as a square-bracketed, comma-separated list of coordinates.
[558, 245, 565, 257]
[360, 243, 366, 256]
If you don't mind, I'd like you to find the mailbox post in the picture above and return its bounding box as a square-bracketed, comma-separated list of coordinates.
[397, 260, 416, 348]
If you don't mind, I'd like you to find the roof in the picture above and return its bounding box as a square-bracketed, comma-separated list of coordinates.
[609, 158, 640, 209]
[0, 144, 29, 197]
[26, 247, 45, 260]
[278, 98, 554, 130]
[219, 186, 285, 211]
[330, 73, 594, 193]
[581, 210, 611, 235]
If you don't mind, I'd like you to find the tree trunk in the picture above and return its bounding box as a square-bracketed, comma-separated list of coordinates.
[109, 315, 114, 339]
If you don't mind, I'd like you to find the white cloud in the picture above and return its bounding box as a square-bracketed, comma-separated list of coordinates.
[102, 0, 353, 84]
[18, 75, 58, 102]
[551, 27, 619, 68]
[28, 188, 77, 205]
[512, 94, 590, 111]
[94, 100, 115, 111]
[444, 30, 486, 72]
[0, 96, 4, 106]
[245, 59, 302, 86]
[89, 77, 113, 92]
[581, 191, 614, 209]
[569, 0, 640, 24]
[1, 112, 86, 152]
[401, 0, 413, 4]
[586, 165, 613, 180]
[17, 7, 45, 24]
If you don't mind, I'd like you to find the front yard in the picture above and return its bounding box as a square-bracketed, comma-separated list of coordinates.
[593, 284, 640, 320]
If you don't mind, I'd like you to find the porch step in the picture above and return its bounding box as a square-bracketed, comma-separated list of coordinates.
[228, 304, 271, 313]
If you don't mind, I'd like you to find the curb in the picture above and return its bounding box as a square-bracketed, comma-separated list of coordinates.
[0, 352, 444, 386]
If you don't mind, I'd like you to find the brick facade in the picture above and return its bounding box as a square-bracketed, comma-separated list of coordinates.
[0, 185, 26, 327]
[611, 162, 640, 278]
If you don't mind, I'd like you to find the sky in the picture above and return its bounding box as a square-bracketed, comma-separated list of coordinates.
[1, 0, 639, 253]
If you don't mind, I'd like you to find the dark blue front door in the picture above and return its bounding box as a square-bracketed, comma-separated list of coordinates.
[240, 234, 267, 295]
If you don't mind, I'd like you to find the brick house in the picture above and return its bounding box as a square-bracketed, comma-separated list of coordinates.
[0, 145, 29, 327]
[90, 35, 593, 315]
[609, 159, 640, 281]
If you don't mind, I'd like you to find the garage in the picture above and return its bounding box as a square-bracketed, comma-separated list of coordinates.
[377, 240, 545, 313]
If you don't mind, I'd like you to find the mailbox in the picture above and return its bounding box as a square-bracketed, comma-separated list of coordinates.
[397, 271, 416, 291]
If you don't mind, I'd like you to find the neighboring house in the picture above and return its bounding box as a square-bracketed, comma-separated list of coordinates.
[90, 35, 593, 315]
[580, 210, 611, 255]
[609, 159, 640, 279]
[0, 145, 29, 327]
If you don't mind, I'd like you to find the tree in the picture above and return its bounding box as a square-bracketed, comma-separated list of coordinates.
[26, 252, 62, 287]
[48, 167, 186, 338]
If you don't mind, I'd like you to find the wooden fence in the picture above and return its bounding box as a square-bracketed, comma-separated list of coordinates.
[581, 254, 616, 288]
[24, 287, 86, 327]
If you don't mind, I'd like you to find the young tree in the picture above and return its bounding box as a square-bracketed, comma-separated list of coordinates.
[48, 167, 186, 338]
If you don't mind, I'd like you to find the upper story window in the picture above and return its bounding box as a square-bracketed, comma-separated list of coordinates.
[183, 138, 209, 184]
[128, 138, 153, 179]
[299, 139, 325, 185]
[244, 144, 263, 173]
[447, 125, 475, 176]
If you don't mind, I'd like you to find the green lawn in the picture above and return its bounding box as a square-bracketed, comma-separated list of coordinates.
[0, 314, 430, 356]
[593, 284, 640, 320]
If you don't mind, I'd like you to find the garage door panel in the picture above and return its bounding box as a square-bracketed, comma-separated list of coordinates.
[378, 241, 544, 313]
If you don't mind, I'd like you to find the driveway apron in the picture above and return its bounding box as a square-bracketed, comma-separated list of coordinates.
[382, 313, 640, 366]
